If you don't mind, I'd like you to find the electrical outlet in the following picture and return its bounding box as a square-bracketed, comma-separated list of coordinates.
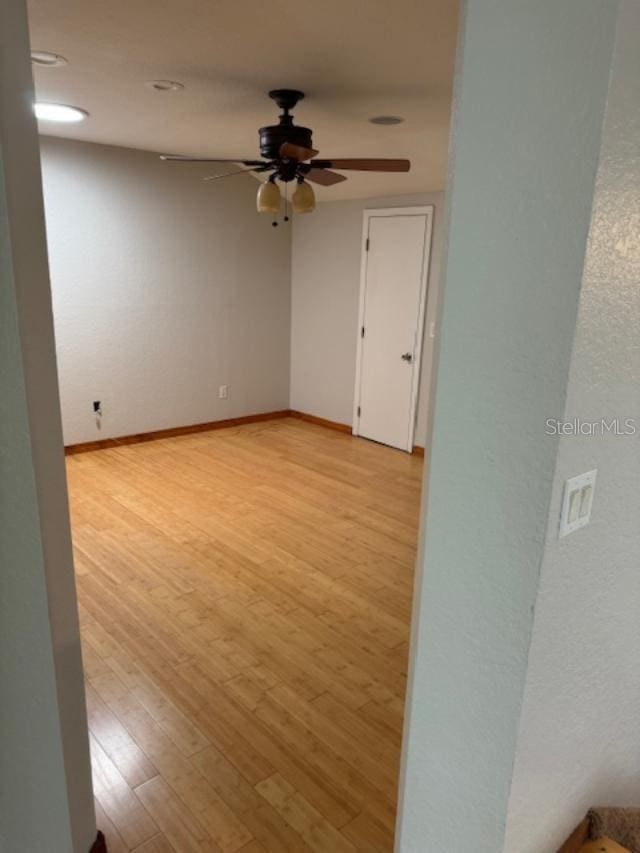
[559, 469, 597, 537]
[218, 385, 229, 400]
[93, 400, 102, 415]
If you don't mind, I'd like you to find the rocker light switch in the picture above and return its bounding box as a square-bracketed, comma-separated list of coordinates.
[559, 469, 597, 538]
[568, 489, 581, 524]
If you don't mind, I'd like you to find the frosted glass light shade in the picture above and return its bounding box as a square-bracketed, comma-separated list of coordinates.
[292, 180, 315, 213]
[256, 180, 280, 214]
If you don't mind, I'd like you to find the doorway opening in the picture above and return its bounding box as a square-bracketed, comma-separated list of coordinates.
[23, 1, 458, 850]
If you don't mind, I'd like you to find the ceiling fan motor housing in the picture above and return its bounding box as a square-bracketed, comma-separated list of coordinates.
[259, 89, 313, 178]
[160, 88, 409, 191]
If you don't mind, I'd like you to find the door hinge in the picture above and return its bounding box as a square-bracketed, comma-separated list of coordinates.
[357, 406, 361, 417]
[365, 237, 370, 251]
[361, 326, 365, 338]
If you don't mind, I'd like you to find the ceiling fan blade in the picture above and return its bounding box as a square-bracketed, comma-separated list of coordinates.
[280, 142, 319, 162]
[305, 168, 348, 186]
[310, 158, 411, 172]
[160, 155, 267, 166]
[203, 167, 266, 181]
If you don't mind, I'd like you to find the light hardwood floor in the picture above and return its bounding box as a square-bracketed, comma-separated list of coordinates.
[68, 417, 423, 852]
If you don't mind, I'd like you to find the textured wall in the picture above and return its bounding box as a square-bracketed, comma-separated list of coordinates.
[396, 1, 619, 850]
[0, 2, 95, 850]
[504, 3, 640, 849]
[40, 137, 292, 445]
[290, 192, 444, 445]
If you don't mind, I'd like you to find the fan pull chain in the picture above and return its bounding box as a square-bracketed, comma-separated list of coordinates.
[284, 183, 290, 223]
[272, 183, 290, 228]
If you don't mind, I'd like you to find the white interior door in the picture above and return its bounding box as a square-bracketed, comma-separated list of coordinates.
[354, 209, 432, 452]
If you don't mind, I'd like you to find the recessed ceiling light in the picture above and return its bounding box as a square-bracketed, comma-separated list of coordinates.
[34, 103, 88, 123]
[145, 80, 184, 92]
[31, 50, 68, 68]
[369, 115, 405, 126]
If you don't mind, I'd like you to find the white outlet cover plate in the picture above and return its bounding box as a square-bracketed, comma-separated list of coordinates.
[559, 468, 597, 538]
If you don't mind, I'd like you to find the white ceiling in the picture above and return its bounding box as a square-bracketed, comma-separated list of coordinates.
[27, 0, 458, 200]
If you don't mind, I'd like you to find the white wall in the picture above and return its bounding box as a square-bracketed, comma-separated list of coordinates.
[40, 136, 292, 446]
[1, 2, 95, 850]
[396, 1, 619, 850]
[504, 3, 640, 849]
[290, 192, 444, 446]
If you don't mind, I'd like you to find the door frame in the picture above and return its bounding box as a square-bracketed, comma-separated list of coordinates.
[352, 205, 434, 451]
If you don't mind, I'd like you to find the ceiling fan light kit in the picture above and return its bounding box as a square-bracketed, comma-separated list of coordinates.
[292, 179, 315, 214]
[161, 89, 411, 218]
[256, 177, 281, 214]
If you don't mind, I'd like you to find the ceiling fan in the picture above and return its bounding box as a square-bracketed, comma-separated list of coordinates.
[160, 89, 410, 219]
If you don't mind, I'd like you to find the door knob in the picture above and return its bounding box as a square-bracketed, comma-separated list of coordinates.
[401, 352, 413, 363]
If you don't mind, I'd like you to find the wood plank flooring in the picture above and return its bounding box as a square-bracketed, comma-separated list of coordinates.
[67, 417, 423, 852]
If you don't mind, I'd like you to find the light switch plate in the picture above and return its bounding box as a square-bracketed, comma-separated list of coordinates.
[559, 469, 597, 538]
